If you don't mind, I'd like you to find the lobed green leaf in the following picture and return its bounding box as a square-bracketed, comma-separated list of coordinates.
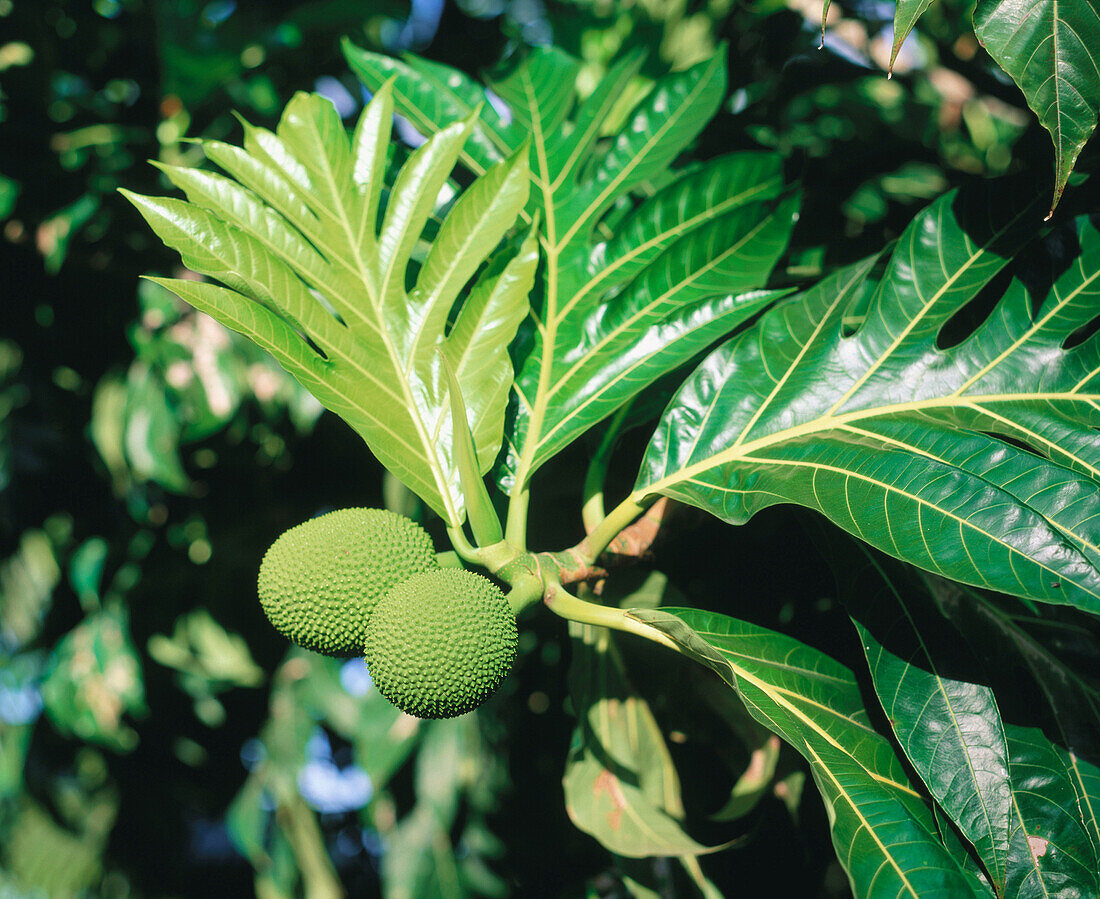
[344, 43, 798, 510]
[628, 607, 987, 898]
[635, 189, 1100, 611]
[125, 87, 533, 525]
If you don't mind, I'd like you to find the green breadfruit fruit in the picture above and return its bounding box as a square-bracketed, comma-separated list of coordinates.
[364, 568, 518, 719]
[258, 508, 438, 657]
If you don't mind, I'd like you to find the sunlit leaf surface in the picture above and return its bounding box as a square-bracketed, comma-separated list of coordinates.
[636, 190, 1100, 611]
[124, 88, 534, 525]
[345, 43, 798, 500]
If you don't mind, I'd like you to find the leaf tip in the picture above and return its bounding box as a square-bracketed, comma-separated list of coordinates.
[117, 187, 149, 212]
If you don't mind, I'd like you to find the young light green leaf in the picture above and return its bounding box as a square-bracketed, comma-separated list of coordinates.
[521, 197, 798, 476]
[596, 152, 785, 289]
[634, 190, 1100, 612]
[441, 353, 503, 547]
[628, 607, 987, 898]
[345, 45, 797, 518]
[124, 87, 531, 525]
[485, 46, 583, 141]
[443, 226, 540, 473]
[342, 38, 522, 177]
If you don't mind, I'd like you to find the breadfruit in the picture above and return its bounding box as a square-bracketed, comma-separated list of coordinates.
[364, 568, 518, 719]
[258, 507, 438, 657]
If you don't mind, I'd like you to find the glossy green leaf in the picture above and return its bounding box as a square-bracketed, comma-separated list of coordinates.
[124, 87, 533, 525]
[830, 538, 1100, 893]
[342, 38, 530, 177]
[597, 153, 785, 288]
[524, 199, 798, 473]
[563, 623, 720, 858]
[841, 548, 1013, 890]
[443, 227, 540, 474]
[344, 44, 798, 503]
[628, 607, 985, 898]
[635, 190, 1100, 611]
[935, 805, 998, 894]
[1003, 724, 1100, 898]
[927, 582, 1100, 861]
[973, 0, 1100, 216]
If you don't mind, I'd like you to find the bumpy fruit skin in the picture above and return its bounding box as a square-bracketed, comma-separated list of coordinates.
[258, 508, 438, 657]
[364, 568, 518, 719]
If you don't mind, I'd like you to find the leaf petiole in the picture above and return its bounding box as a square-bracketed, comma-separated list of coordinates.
[543, 581, 681, 654]
[576, 494, 650, 566]
[504, 486, 530, 551]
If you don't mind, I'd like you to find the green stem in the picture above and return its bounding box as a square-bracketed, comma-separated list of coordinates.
[447, 527, 524, 573]
[447, 526, 480, 562]
[504, 486, 530, 550]
[504, 572, 545, 615]
[435, 551, 464, 569]
[576, 494, 649, 566]
[543, 581, 682, 654]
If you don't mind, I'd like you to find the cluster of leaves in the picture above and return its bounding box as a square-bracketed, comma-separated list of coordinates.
[5, 0, 1100, 897]
[122, 17, 1100, 895]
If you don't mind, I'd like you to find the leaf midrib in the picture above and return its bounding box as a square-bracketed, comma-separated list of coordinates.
[641, 389, 1100, 498]
[510, 61, 562, 500]
[304, 108, 460, 523]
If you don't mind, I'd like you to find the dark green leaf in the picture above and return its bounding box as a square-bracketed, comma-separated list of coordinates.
[1003, 724, 1100, 897]
[841, 549, 1013, 890]
[635, 191, 1100, 611]
[628, 607, 986, 898]
[973, 0, 1100, 215]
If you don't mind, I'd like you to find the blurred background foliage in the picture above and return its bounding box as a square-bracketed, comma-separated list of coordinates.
[0, 0, 1082, 896]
